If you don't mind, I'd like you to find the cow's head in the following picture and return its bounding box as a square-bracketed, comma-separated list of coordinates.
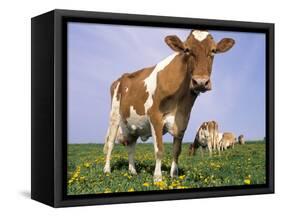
[165, 30, 235, 93]
[198, 122, 210, 145]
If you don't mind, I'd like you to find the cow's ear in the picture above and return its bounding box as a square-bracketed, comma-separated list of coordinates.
[216, 38, 235, 53]
[165, 35, 184, 52]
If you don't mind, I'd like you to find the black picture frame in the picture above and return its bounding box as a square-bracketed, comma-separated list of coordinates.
[31, 9, 274, 207]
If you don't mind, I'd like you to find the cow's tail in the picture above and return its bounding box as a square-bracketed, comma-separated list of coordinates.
[103, 80, 121, 154]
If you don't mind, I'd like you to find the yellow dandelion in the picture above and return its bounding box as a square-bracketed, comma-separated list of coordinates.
[179, 175, 186, 180]
[154, 181, 167, 189]
[83, 162, 90, 168]
[244, 179, 251, 185]
[128, 188, 135, 192]
[143, 182, 149, 187]
[104, 188, 111, 193]
[176, 186, 186, 189]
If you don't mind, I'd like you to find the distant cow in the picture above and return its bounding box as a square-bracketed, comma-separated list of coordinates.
[103, 30, 235, 182]
[220, 132, 236, 150]
[216, 132, 223, 152]
[189, 121, 219, 156]
[238, 134, 245, 145]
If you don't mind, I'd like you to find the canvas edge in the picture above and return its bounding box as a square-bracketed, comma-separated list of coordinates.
[31, 10, 56, 207]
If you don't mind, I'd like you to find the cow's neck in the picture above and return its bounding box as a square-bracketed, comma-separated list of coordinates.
[167, 53, 198, 110]
[156, 53, 199, 121]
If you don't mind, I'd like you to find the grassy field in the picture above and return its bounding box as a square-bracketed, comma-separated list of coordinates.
[67, 141, 266, 195]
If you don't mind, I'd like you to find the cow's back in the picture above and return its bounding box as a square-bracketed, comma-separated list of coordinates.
[114, 67, 154, 120]
[222, 132, 235, 142]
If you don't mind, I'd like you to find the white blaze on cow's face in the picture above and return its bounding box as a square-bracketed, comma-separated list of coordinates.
[198, 123, 210, 146]
[165, 30, 235, 94]
[192, 30, 210, 42]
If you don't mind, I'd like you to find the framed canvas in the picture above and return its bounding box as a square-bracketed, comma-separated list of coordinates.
[31, 9, 274, 207]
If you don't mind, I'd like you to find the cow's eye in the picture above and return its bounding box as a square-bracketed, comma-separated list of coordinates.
[210, 49, 217, 56]
[184, 48, 191, 55]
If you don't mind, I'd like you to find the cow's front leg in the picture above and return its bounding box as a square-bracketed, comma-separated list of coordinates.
[127, 141, 137, 175]
[200, 146, 204, 157]
[208, 141, 212, 157]
[170, 137, 182, 178]
[150, 118, 164, 183]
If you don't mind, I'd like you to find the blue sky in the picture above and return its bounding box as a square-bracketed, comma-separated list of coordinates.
[67, 22, 265, 144]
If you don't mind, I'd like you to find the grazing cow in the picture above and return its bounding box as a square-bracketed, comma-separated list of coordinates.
[220, 132, 236, 150]
[238, 134, 245, 145]
[103, 30, 235, 182]
[189, 121, 219, 157]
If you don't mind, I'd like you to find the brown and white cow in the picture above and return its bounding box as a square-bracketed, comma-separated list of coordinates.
[220, 132, 236, 150]
[189, 121, 219, 157]
[238, 134, 245, 145]
[103, 30, 235, 182]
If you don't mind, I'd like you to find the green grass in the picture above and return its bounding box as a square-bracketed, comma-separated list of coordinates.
[67, 141, 266, 195]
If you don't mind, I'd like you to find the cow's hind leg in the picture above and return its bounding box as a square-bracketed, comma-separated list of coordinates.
[170, 137, 182, 178]
[103, 83, 121, 173]
[217, 143, 221, 156]
[103, 122, 120, 173]
[221, 141, 226, 151]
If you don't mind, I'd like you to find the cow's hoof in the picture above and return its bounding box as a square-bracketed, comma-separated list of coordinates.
[153, 175, 162, 183]
[170, 162, 178, 178]
[103, 166, 111, 174]
[170, 170, 178, 178]
[129, 168, 137, 175]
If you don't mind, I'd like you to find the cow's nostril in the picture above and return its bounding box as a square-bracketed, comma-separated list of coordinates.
[192, 78, 198, 86]
[204, 79, 210, 86]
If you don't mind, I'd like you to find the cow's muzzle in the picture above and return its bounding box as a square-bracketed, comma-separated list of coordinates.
[190, 76, 212, 93]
